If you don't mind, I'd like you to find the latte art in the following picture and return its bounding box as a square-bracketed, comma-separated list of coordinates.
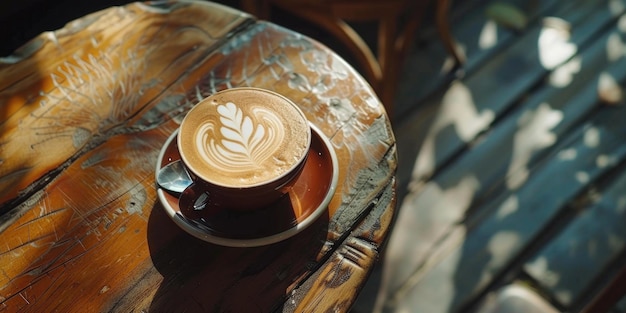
[196, 102, 284, 172]
[178, 88, 311, 188]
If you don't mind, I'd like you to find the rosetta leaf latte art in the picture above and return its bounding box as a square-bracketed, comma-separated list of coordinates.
[219, 102, 266, 158]
[195, 101, 285, 174]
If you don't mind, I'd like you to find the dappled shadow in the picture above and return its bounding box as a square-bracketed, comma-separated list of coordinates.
[374, 0, 626, 312]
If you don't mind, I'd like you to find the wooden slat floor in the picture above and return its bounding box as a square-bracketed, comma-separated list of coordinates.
[353, 0, 626, 312]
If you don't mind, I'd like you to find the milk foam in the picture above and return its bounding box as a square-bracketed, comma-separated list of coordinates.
[195, 102, 285, 173]
[181, 91, 310, 187]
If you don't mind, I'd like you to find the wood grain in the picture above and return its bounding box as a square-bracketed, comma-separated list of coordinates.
[0, 1, 397, 312]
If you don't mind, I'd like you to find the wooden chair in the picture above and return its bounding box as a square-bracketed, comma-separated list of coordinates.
[240, 0, 463, 115]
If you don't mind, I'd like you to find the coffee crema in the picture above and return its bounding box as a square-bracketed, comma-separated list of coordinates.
[178, 88, 310, 187]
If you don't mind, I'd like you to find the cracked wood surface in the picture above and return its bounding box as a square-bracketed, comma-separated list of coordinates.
[0, 1, 397, 312]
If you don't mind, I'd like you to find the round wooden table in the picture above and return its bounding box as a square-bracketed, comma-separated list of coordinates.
[0, 1, 397, 312]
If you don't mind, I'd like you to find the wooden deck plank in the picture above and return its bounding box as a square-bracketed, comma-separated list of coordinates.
[381, 26, 626, 311]
[393, 0, 573, 120]
[371, 0, 626, 312]
[394, 0, 584, 199]
[381, 102, 626, 313]
[382, 4, 626, 310]
[392, 0, 575, 190]
[422, 18, 626, 218]
[410, 0, 624, 183]
[524, 163, 626, 308]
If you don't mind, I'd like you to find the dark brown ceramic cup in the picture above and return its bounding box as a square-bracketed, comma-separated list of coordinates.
[178, 87, 311, 211]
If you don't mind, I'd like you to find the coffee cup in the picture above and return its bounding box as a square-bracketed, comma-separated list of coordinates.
[177, 87, 311, 211]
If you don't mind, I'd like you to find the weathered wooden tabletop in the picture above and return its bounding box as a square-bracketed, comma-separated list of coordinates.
[0, 1, 397, 312]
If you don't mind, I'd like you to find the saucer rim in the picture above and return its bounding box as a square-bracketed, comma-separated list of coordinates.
[155, 123, 338, 248]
